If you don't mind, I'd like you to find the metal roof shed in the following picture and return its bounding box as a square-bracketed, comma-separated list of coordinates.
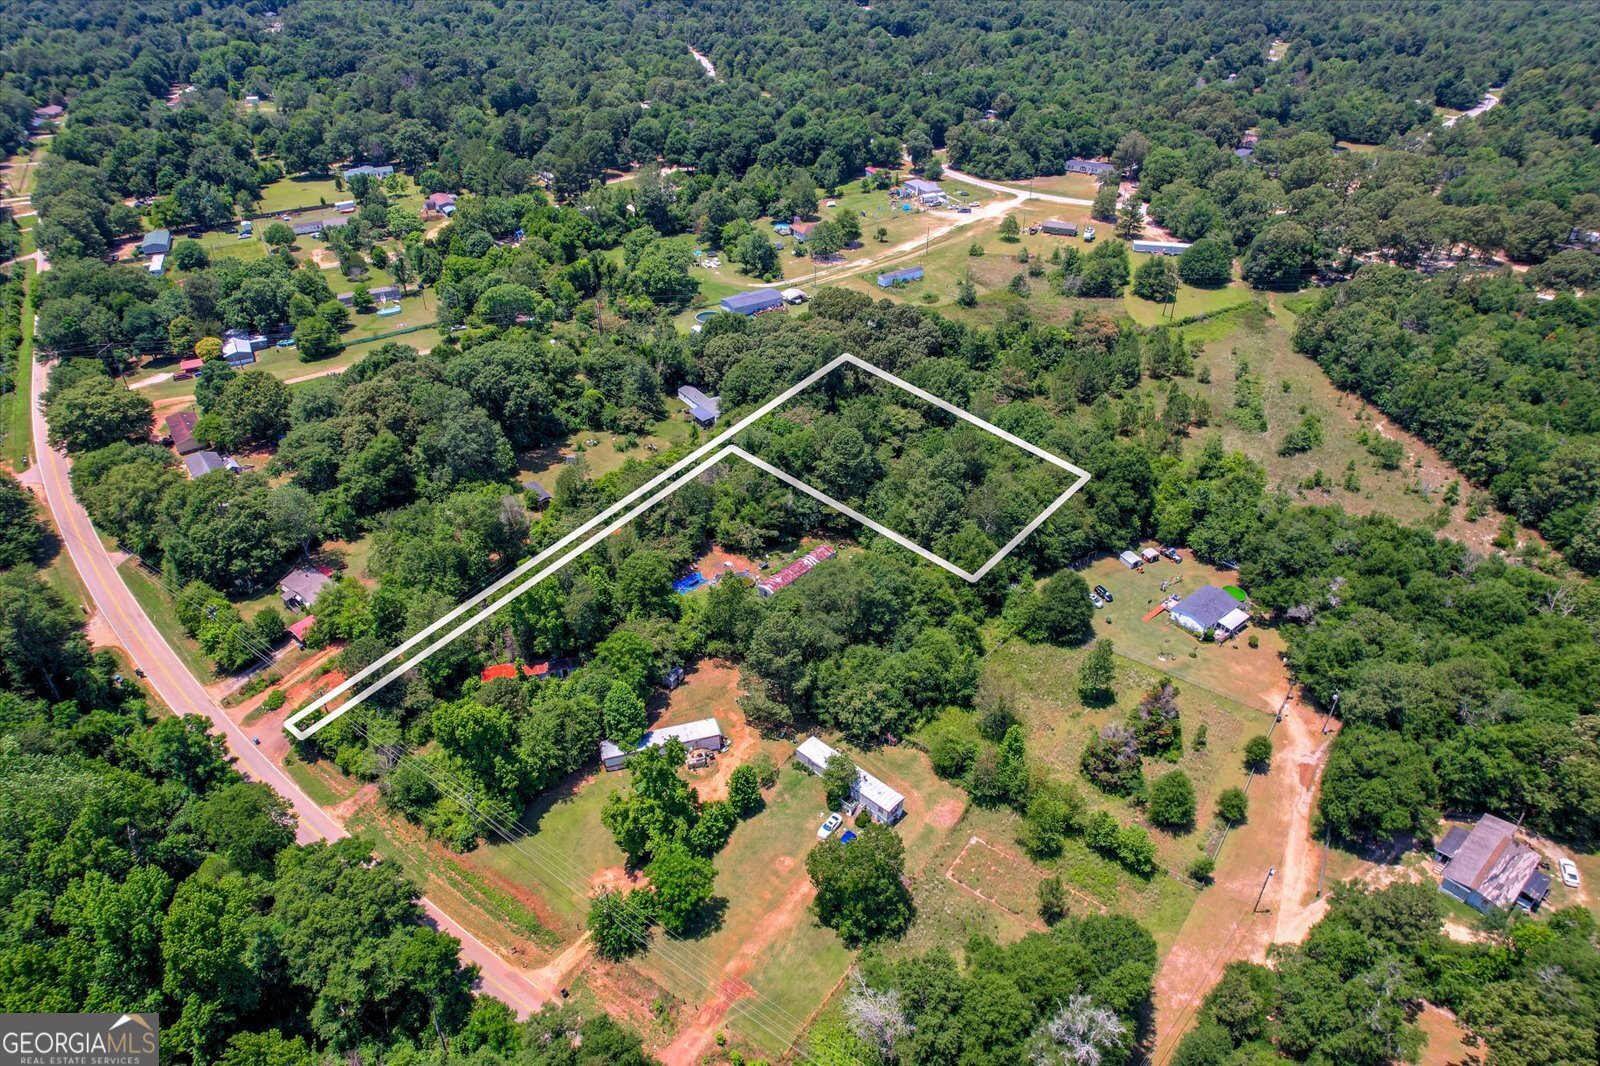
[719, 289, 784, 316]
[877, 266, 924, 287]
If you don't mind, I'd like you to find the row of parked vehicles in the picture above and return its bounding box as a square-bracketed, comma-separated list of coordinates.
[1092, 546, 1183, 607]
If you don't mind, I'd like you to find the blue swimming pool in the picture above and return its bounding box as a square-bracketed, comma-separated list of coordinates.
[695, 310, 719, 323]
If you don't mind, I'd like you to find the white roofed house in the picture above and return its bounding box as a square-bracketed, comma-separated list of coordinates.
[793, 736, 906, 824]
[599, 717, 725, 772]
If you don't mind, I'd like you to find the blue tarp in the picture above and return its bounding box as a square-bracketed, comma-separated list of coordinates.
[839, 831, 858, 844]
[673, 572, 707, 594]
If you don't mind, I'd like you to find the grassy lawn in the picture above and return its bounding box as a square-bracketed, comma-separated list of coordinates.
[183, 228, 271, 265]
[132, 323, 445, 402]
[347, 802, 566, 953]
[1, 261, 34, 469]
[991, 172, 1103, 201]
[282, 754, 355, 806]
[894, 802, 1199, 962]
[1072, 551, 1289, 712]
[118, 558, 218, 682]
[2, 145, 43, 198]
[253, 173, 422, 216]
[682, 180, 1002, 300]
[981, 623, 1271, 868]
[1152, 303, 1461, 533]
[631, 764, 854, 1056]
[463, 770, 628, 934]
[522, 417, 693, 483]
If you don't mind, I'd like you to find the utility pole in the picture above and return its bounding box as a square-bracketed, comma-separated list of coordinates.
[1253, 866, 1276, 913]
[1320, 690, 1340, 734]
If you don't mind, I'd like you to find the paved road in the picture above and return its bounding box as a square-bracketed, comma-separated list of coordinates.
[25, 304, 546, 1016]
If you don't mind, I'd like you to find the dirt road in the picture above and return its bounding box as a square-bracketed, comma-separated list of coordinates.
[939, 163, 1095, 207]
[1148, 690, 1336, 1063]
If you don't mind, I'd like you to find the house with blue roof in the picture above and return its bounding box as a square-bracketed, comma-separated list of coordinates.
[1169, 586, 1250, 638]
[877, 266, 924, 287]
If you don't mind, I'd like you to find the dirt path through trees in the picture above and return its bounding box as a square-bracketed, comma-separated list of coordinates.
[1148, 689, 1335, 1063]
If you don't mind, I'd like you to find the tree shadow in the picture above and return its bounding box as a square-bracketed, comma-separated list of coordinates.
[677, 893, 729, 939]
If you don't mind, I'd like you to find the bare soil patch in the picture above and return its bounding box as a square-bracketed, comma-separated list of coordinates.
[1416, 1002, 1481, 1066]
[693, 543, 763, 577]
[652, 659, 752, 801]
[929, 799, 964, 829]
[946, 836, 1060, 928]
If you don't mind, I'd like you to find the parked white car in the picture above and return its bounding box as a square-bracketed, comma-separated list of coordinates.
[818, 813, 843, 840]
[1560, 858, 1581, 888]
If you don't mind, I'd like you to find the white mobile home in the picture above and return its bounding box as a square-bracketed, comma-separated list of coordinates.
[599, 717, 725, 771]
[793, 735, 906, 824]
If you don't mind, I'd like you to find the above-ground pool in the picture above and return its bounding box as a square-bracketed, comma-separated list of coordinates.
[695, 310, 719, 323]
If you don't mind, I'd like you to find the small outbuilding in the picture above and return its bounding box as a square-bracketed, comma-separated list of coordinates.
[342, 164, 394, 180]
[286, 615, 317, 647]
[522, 479, 552, 508]
[1118, 550, 1142, 569]
[780, 287, 808, 304]
[719, 289, 784, 316]
[1039, 219, 1078, 236]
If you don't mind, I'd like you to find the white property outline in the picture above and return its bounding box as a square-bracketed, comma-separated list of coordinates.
[284, 353, 1090, 739]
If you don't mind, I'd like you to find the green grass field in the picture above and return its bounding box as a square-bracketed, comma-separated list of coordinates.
[118, 558, 219, 682]
[979, 621, 1269, 865]
[991, 172, 1103, 201]
[821, 217, 1253, 331]
[522, 417, 693, 484]
[1, 261, 34, 470]
[464, 770, 628, 933]
[253, 173, 422, 216]
[130, 322, 445, 402]
[630, 764, 854, 1056]
[348, 803, 566, 952]
[1149, 303, 1465, 533]
[2, 145, 43, 198]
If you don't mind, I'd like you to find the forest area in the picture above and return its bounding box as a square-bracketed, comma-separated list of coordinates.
[3, 2, 1600, 1065]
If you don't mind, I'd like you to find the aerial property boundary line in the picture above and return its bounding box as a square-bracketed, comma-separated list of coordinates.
[284, 353, 1091, 739]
